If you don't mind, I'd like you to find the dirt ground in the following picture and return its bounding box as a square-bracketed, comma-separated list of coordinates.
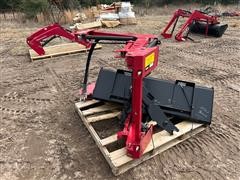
[0, 8, 240, 180]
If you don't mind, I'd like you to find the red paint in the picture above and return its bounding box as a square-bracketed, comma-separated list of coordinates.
[161, 9, 219, 41]
[27, 25, 160, 158]
[26, 23, 91, 55]
[79, 83, 95, 96]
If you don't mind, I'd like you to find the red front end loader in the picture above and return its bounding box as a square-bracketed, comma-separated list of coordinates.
[26, 23, 214, 159]
[161, 9, 228, 41]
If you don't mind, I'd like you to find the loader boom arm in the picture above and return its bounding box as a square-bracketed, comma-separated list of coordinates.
[161, 9, 219, 41]
[26, 23, 91, 55]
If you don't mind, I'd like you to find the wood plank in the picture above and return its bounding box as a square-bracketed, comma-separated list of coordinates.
[75, 99, 100, 109]
[75, 100, 207, 176]
[101, 20, 120, 28]
[74, 103, 116, 170]
[70, 21, 102, 30]
[82, 104, 120, 116]
[87, 111, 121, 123]
[101, 134, 118, 146]
[110, 122, 204, 167]
[119, 18, 137, 25]
[29, 43, 102, 61]
[112, 125, 205, 176]
[118, 125, 204, 175]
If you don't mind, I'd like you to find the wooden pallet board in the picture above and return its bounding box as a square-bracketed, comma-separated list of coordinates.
[75, 100, 206, 176]
[29, 43, 102, 61]
[70, 21, 102, 30]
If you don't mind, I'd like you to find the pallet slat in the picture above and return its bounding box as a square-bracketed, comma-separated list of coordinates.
[74, 102, 115, 170]
[75, 99, 100, 109]
[87, 111, 121, 123]
[113, 125, 205, 175]
[75, 100, 207, 176]
[82, 104, 120, 116]
[29, 43, 102, 61]
[110, 122, 203, 167]
[101, 134, 118, 146]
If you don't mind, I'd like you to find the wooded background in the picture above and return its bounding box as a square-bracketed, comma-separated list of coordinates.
[0, 0, 239, 19]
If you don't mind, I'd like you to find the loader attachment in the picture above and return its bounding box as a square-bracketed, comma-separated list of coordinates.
[92, 68, 214, 126]
[189, 22, 228, 37]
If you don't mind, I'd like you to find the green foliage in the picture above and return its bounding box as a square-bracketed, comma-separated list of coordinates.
[98, 0, 115, 4]
[0, 0, 9, 9]
[51, 0, 80, 10]
[20, 0, 49, 18]
[0, 0, 21, 10]
[0, 0, 238, 19]
[78, 0, 115, 6]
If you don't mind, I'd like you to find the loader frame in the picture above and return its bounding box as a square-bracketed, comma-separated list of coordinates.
[26, 23, 213, 159]
[161, 9, 219, 41]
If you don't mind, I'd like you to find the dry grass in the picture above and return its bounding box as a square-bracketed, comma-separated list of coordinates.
[1, 4, 239, 25]
[35, 8, 99, 24]
[36, 10, 79, 24]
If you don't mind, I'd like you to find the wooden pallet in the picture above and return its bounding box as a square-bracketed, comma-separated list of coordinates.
[75, 100, 206, 176]
[70, 21, 102, 30]
[29, 42, 102, 61]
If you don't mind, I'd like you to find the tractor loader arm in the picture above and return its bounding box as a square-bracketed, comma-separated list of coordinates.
[175, 10, 218, 41]
[161, 9, 227, 41]
[26, 23, 91, 55]
[161, 9, 192, 39]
